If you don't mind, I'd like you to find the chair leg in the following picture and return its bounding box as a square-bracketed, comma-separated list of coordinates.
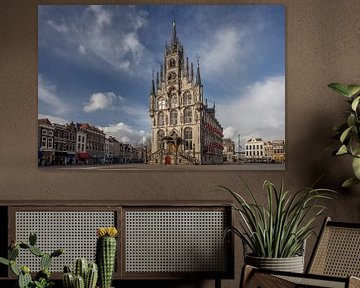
[240, 265, 296, 288]
[240, 265, 255, 288]
[215, 278, 221, 288]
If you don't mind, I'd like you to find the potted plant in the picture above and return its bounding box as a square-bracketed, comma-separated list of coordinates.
[0, 232, 63, 288]
[221, 179, 335, 273]
[328, 83, 360, 187]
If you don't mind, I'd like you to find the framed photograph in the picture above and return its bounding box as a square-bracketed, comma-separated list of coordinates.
[38, 5, 285, 170]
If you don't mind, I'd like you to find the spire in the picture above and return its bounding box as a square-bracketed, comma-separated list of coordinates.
[156, 72, 159, 90]
[186, 57, 189, 76]
[190, 62, 194, 82]
[195, 57, 202, 86]
[151, 70, 155, 95]
[160, 63, 163, 83]
[171, 20, 177, 45]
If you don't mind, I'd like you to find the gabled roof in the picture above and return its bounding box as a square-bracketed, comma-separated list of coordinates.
[38, 118, 52, 125]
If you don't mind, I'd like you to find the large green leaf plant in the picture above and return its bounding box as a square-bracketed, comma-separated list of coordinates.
[328, 83, 360, 187]
[221, 179, 334, 258]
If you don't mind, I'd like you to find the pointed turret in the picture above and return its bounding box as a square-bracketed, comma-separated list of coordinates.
[171, 20, 177, 45]
[186, 57, 189, 77]
[151, 70, 155, 95]
[159, 64, 163, 83]
[195, 58, 202, 86]
[156, 72, 159, 91]
[190, 62, 194, 82]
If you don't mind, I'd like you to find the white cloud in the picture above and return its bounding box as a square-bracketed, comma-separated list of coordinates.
[45, 5, 152, 75]
[89, 5, 112, 28]
[199, 27, 250, 78]
[99, 122, 149, 145]
[47, 20, 68, 33]
[38, 74, 71, 115]
[217, 76, 285, 142]
[38, 113, 69, 125]
[83, 92, 121, 112]
[78, 45, 86, 54]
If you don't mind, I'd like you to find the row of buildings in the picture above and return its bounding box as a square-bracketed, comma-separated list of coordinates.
[38, 119, 145, 166]
[223, 137, 285, 163]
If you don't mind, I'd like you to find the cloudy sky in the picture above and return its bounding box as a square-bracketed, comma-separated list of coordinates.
[38, 5, 285, 146]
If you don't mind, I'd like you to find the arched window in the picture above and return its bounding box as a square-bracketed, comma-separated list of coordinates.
[158, 112, 165, 126]
[184, 107, 192, 124]
[183, 91, 192, 105]
[169, 58, 176, 68]
[158, 97, 166, 110]
[167, 72, 176, 81]
[184, 127, 192, 151]
[157, 130, 165, 150]
[170, 110, 178, 125]
[170, 94, 178, 108]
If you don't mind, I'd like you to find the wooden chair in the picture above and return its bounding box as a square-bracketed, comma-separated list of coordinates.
[241, 217, 360, 288]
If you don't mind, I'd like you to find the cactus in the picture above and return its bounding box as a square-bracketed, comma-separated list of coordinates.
[9, 246, 19, 260]
[96, 227, 118, 288]
[63, 271, 74, 288]
[18, 269, 32, 288]
[29, 232, 37, 246]
[85, 263, 98, 288]
[73, 275, 85, 288]
[63, 259, 98, 288]
[0, 233, 63, 288]
[74, 258, 87, 279]
[29, 245, 44, 257]
[41, 253, 52, 270]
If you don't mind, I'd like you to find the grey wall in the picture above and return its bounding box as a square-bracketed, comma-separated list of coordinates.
[1, 1, 360, 287]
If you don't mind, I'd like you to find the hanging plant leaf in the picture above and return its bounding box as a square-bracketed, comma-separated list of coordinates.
[336, 145, 348, 155]
[347, 114, 356, 128]
[328, 83, 351, 97]
[351, 96, 360, 111]
[347, 85, 360, 97]
[342, 177, 360, 188]
[352, 157, 360, 180]
[340, 127, 353, 143]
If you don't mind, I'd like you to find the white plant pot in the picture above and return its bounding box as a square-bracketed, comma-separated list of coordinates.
[245, 254, 305, 273]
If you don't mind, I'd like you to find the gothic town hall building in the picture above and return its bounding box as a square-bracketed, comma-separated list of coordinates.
[149, 21, 223, 165]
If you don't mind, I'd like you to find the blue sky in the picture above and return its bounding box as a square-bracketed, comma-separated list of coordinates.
[38, 5, 285, 145]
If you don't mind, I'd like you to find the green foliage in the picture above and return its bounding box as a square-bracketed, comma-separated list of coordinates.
[221, 178, 335, 258]
[62, 259, 98, 288]
[32, 278, 54, 288]
[328, 82, 360, 187]
[96, 236, 117, 288]
[0, 232, 64, 288]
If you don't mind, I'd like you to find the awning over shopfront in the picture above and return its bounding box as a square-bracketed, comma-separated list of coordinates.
[77, 152, 89, 159]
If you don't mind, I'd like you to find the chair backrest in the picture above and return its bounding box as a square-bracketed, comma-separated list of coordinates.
[307, 217, 360, 277]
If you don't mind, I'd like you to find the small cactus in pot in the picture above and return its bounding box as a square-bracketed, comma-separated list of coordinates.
[62, 259, 98, 288]
[96, 227, 118, 288]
